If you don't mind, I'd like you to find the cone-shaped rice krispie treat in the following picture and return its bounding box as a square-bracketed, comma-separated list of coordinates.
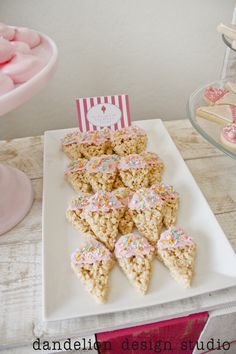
[61, 130, 82, 160]
[115, 233, 154, 294]
[111, 125, 147, 156]
[86, 155, 119, 192]
[66, 193, 94, 236]
[118, 154, 149, 190]
[129, 188, 164, 245]
[157, 226, 196, 288]
[64, 158, 91, 193]
[81, 191, 125, 251]
[140, 151, 164, 185]
[71, 239, 114, 303]
[112, 187, 134, 234]
[79, 128, 112, 159]
[151, 183, 179, 228]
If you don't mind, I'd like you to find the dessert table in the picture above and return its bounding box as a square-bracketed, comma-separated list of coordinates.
[0, 119, 236, 353]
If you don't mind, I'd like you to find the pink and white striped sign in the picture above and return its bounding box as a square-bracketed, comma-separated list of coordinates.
[76, 94, 131, 132]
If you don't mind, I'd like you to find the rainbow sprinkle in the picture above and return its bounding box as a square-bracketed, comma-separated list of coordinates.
[119, 154, 147, 171]
[86, 155, 119, 173]
[151, 183, 179, 202]
[141, 151, 163, 166]
[64, 158, 87, 174]
[115, 233, 154, 258]
[84, 190, 123, 212]
[62, 130, 81, 146]
[157, 226, 195, 249]
[80, 128, 111, 145]
[71, 239, 112, 265]
[112, 187, 133, 205]
[67, 193, 91, 211]
[112, 125, 147, 140]
[129, 188, 164, 210]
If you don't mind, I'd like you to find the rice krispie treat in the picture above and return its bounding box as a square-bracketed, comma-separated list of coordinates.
[115, 233, 154, 294]
[85, 155, 119, 192]
[79, 128, 112, 159]
[64, 158, 91, 193]
[140, 151, 164, 185]
[118, 154, 149, 190]
[71, 239, 114, 303]
[157, 226, 196, 288]
[151, 183, 179, 227]
[112, 187, 134, 234]
[111, 125, 147, 156]
[66, 193, 94, 236]
[61, 130, 82, 160]
[129, 188, 164, 245]
[81, 191, 125, 251]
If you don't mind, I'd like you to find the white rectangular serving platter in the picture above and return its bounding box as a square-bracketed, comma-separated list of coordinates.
[43, 119, 236, 321]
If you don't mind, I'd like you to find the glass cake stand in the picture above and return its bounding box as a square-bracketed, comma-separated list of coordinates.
[187, 79, 236, 160]
[0, 29, 58, 235]
[222, 34, 236, 52]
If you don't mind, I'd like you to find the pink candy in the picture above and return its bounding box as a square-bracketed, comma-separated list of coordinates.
[10, 41, 31, 54]
[14, 27, 41, 48]
[0, 22, 15, 41]
[0, 38, 14, 64]
[2, 52, 45, 84]
[0, 23, 43, 96]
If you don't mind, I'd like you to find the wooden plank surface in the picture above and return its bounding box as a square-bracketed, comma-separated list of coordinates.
[0, 136, 43, 179]
[0, 119, 236, 351]
[186, 156, 236, 214]
[164, 120, 223, 160]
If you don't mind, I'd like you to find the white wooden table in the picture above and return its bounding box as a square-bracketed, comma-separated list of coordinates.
[0, 119, 236, 353]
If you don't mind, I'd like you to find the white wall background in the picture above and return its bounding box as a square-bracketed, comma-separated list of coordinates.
[0, 0, 235, 139]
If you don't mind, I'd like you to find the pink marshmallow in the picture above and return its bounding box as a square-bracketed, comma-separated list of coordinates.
[14, 27, 41, 48]
[10, 41, 31, 54]
[0, 72, 14, 96]
[2, 52, 45, 84]
[0, 23, 15, 41]
[0, 38, 15, 64]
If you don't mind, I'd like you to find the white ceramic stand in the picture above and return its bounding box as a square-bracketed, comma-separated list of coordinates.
[0, 165, 34, 235]
[0, 28, 58, 234]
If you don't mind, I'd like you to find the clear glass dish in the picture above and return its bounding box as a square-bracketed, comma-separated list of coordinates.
[187, 79, 236, 160]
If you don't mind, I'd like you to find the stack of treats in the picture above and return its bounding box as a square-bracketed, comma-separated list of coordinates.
[61, 124, 197, 302]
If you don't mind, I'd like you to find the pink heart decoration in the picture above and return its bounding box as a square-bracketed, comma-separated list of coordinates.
[204, 86, 228, 104]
